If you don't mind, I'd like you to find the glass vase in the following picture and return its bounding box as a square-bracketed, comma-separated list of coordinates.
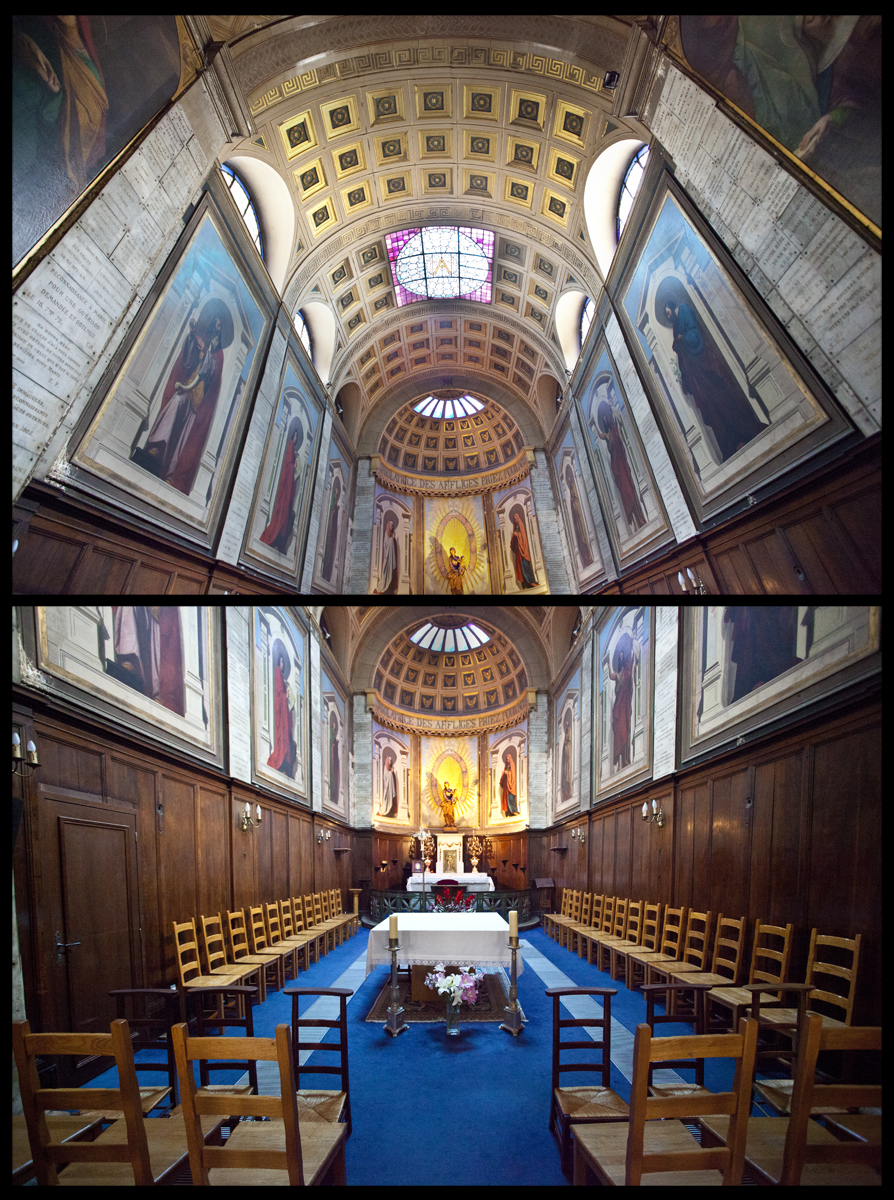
[445, 1002, 461, 1036]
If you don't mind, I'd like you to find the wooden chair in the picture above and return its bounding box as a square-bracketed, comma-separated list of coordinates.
[319, 890, 345, 947]
[620, 902, 662, 990]
[173, 918, 244, 1020]
[544, 986, 629, 1175]
[264, 901, 304, 978]
[293, 896, 327, 966]
[625, 904, 687, 990]
[312, 892, 345, 951]
[227, 906, 285, 994]
[572, 893, 604, 958]
[304, 893, 333, 955]
[707, 920, 792, 1033]
[107, 987, 182, 1113]
[13, 1017, 223, 1186]
[603, 899, 645, 978]
[573, 1016, 759, 1186]
[565, 891, 593, 957]
[283, 987, 354, 1138]
[543, 887, 572, 939]
[331, 889, 358, 937]
[200, 912, 263, 1001]
[641, 981, 717, 1103]
[666, 915, 747, 1019]
[188, 984, 260, 1098]
[559, 890, 583, 950]
[645, 909, 713, 1006]
[698, 1012, 881, 1185]
[577, 894, 616, 966]
[247, 904, 297, 983]
[278, 898, 318, 974]
[13, 1113, 103, 1185]
[592, 898, 630, 973]
[172, 1021, 347, 1185]
[548, 888, 580, 945]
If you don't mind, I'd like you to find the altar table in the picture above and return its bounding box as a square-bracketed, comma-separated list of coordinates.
[365, 913, 523, 978]
[406, 872, 494, 892]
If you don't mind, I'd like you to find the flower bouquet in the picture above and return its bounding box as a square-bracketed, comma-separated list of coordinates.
[429, 888, 476, 913]
[424, 962, 485, 1035]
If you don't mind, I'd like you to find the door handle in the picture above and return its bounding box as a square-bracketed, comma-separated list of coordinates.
[55, 931, 81, 965]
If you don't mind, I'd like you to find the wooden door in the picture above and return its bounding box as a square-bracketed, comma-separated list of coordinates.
[55, 809, 141, 1083]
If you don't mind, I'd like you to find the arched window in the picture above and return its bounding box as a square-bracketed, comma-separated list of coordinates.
[219, 162, 264, 260]
[617, 145, 650, 241]
[293, 309, 313, 360]
[580, 296, 594, 349]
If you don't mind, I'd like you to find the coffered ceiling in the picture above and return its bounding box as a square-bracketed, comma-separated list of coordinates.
[225, 16, 643, 442]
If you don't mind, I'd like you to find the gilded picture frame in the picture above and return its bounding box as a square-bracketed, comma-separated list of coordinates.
[594, 605, 655, 802]
[250, 605, 310, 803]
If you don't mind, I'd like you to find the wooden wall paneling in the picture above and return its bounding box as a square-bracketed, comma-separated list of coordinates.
[196, 783, 231, 923]
[269, 807, 289, 902]
[806, 716, 882, 1026]
[232, 791, 258, 912]
[158, 772, 199, 986]
[706, 767, 752, 923]
[750, 752, 806, 930]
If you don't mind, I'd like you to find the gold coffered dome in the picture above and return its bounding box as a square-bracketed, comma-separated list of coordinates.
[373, 615, 529, 730]
[378, 394, 523, 480]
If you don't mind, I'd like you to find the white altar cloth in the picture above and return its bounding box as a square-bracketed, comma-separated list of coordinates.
[365, 913, 523, 977]
[406, 872, 494, 892]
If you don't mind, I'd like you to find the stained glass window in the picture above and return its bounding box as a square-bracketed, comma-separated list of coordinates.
[410, 621, 491, 652]
[220, 163, 264, 260]
[617, 145, 650, 241]
[386, 226, 494, 306]
[413, 394, 484, 420]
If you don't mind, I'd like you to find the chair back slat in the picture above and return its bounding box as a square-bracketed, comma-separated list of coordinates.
[748, 921, 793, 998]
[600, 895, 616, 934]
[173, 918, 204, 986]
[625, 1016, 759, 1185]
[678, 909, 712, 968]
[639, 902, 661, 951]
[611, 897, 628, 940]
[623, 900, 643, 946]
[13, 1019, 155, 1186]
[545, 986, 618, 1091]
[708, 914, 746, 984]
[805, 930, 861, 1025]
[657, 905, 685, 956]
[247, 905, 270, 953]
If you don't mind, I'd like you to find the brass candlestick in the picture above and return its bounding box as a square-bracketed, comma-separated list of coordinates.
[385, 933, 408, 1037]
[499, 936, 524, 1037]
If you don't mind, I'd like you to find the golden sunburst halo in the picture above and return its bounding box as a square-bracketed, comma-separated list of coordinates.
[421, 735, 478, 827]
[424, 497, 488, 594]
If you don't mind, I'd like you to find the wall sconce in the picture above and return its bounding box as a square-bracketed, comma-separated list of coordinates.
[13, 731, 39, 778]
[240, 802, 262, 832]
[571, 827, 586, 846]
[642, 798, 664, 829]
[677, 567, 708, 595]
[317, 828, 332, 845]
[378, 860, 389, 873]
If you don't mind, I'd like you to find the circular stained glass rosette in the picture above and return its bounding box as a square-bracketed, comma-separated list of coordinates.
[395, 227, 489, 299]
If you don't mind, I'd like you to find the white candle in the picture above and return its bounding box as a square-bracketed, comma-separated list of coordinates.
[509, 910, 518, 942]
[642, 801, 648, 819]
[389, 913, 397, 941]
[245, 801, 251, 814]
[256, 804, 261, 820]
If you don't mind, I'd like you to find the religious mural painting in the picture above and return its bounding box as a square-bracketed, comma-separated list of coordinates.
[553, 663, 581, 819]
[424, 496, 491, 595]
[13, 16, 199, 268]
[681, 605, 880, 764]
[320, 667, 347, 819]
[552, 425, 604, 591]
[244, 348, 322, 579]
[420, 736, 479, 829]
[369, 484, 412, 595]
[372, 721, 411, 826]
[311, 420, 355, 595]
[488, 719, 528, 827]
[492, 480, 549, 596]
[72, 191, 272, 548]
[31, 605, 221, 765]
[595, 606, 654, 801]
[617, 175, 847, 523]
[582, 341, 672, 569]
[251, 606, 308, 799]
[669, 16, 880, 231]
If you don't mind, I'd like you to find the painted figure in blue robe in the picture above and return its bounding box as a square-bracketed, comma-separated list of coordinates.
[663, 297, 765, 462]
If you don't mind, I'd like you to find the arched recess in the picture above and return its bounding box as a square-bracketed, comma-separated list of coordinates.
[349, 606, 551, 696]
[300, 300, 337, 384]
[535, 372, 562, 429]
[550, 606, 582, 673]
[226, 154, 294, 293]
[555, 289, 588, 371]
[336, 380, 363, 443]
[583, 138, 647, 280]
[318, 604, 350, 676]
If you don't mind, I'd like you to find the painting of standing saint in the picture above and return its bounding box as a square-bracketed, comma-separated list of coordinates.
[595, 607, 653, 801]
[73, 197, 271, 546]
[618, 177, 845, 522]
[681, 605, 880, 763]
[321, 668, 348, 819]
[251, 606, 308, 799]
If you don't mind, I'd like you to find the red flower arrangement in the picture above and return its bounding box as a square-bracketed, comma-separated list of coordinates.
[429, 888, 476, 913]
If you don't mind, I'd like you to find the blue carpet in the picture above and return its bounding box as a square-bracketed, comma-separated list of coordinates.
[81, 925, 780, 1186]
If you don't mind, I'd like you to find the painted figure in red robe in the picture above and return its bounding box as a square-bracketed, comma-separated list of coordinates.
[509, 510, 538, 588]
[608, 637, 635, 771]
[259, 423, 303, 554]
[500, 747, 519, 817]
[266, 641, 296, 777]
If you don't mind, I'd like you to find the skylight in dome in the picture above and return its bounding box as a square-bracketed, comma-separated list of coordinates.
[413, 394, 484, 420]
[386, 226, 494, 306]
[410, 621, 491, 652]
